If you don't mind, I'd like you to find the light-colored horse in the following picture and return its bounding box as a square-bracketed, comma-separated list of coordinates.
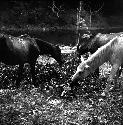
[77, 32, 123, 55]
[72, 36, 123, 95]
[76, 32, 123, 77]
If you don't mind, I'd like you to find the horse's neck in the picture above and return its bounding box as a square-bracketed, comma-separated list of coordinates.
[86, 42, 112, 72]
[36, 39, 55, 55]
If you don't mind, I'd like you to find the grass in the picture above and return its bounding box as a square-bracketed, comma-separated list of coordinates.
[0, 49, 122, 125]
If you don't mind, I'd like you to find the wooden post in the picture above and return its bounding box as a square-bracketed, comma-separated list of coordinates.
[89, 9, 92, 28]
[76, 1, 82, 45]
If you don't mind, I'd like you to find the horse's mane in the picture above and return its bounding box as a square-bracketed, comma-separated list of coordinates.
[27, 37, 40, 52]
[35, 38, 55, 47]
[85, 36, 118, 71]
[34, 38, 60, 56]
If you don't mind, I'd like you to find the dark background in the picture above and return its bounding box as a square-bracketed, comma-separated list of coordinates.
[0, 0, 123, 29]
[0, 0, 123, 16]
[61, 0, 123, 16]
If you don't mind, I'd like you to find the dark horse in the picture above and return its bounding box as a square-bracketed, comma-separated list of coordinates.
[76, 32, 123, 77]
[0, 33, 63, 87]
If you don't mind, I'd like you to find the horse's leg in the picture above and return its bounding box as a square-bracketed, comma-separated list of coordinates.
[16, 64, 24, 88]
[101, 63, 120, 96]
[30, 62, 38, 87]
[115, 65, 123, 88]
[93, 68, 100, 77]
[116, 65, 122, 77]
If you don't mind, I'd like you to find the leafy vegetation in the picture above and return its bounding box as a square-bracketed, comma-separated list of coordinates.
[0, 51, 122, 125]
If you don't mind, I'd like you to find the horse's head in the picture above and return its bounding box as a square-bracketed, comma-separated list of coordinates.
[76, 34, 94, 57]
[76, 43, 88, 58]
[71, 62, 90, 83]
[52, 45, 63, 66]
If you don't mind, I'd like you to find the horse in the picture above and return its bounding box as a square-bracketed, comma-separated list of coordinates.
[77, 32, 123, 55]
[76, 32, 123, 77]
[0, 33, 63, 88]
[72, 36, 123, 96]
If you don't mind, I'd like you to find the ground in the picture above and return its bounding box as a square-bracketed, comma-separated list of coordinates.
[0, 46, 122, 125]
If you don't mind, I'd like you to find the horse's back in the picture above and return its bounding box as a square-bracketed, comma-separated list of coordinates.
[0, 34, 40, 65]
[11, 36, 40, 60]
[110, 37, 123, 64]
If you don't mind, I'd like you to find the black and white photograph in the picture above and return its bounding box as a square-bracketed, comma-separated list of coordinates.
[0, 0, 122, 124]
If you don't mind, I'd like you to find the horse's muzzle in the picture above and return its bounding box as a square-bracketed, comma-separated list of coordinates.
[70, 74, 80, 89]
[71, 73, 80, 84]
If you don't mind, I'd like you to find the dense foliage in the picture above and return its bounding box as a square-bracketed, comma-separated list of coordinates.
[0, 1, 110, 30]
